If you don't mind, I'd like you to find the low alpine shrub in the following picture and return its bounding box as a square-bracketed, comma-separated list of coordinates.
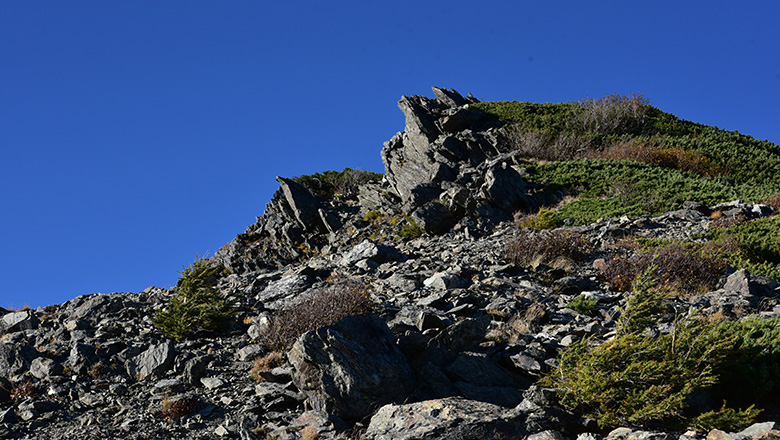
[515, 207, 560, 229]
[567, 294, 600, 316]
[396, 216, 423, 239]
[152, 256, 235, 342]
[160, 397, 195, 419]
[294, 168, 383, 199]
[600, 242, 725, 295]
[250, 351, 286, 382]
[543, 273, 763, 430]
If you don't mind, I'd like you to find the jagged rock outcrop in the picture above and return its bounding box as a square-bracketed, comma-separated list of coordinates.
[379, 87, 540, 234]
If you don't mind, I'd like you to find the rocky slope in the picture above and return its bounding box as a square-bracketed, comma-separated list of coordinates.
[2, 88, 780, 440]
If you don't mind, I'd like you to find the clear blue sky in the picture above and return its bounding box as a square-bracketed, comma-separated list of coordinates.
[2, 2, 779, 309]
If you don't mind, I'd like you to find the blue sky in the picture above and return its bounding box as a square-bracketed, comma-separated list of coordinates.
[2, 2, 779, 309]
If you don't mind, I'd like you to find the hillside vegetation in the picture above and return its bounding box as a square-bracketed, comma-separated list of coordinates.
[474, 96, 780, 224]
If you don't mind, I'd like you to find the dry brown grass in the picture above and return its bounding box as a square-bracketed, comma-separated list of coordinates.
[259, 280, 375, 351]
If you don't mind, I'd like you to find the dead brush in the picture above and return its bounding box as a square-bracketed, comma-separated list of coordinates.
[505, 229, 592, 267]
[260, 280, 375, 351]
[601, 242, 725, 294]
[250, 351, 286, 382]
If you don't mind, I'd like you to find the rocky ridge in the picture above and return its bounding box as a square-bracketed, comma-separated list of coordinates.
[2, 88, 780, 440]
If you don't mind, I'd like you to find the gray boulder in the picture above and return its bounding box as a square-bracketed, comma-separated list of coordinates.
[339, 240, 402, 267]
[0, 343, 37, 377]
[126, 341, 175, 380]
[0, 310, 39, 335]
[479, 162, 534, 214]
[30, 357, 62, 380]
[363, 397, 526, 440]
[288, 314, 416, 422]
[411, 202, 457, 235]
[67, 343, 100, 376]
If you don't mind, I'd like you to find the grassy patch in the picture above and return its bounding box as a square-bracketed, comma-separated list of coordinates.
[476, 94, 780, 225]
[526, 160, 776, 225]
[396, 216, 423, 239]
[708, 216, 780, 280]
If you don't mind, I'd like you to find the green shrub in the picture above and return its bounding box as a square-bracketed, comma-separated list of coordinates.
[526, 159, 776, 225]
[152, 257, 235, 342]
[478, 94, 780, 193]
[396, 216, 423, 239]
[567, 294, 600, 316]
[260, 280, 374, 351]
[293, 167, 383, 199]
[691, 404, 762, 433]
[708, 216, 780, 280]
[516, 207, 560, 229]
[363, 210, 383, 222]
[710, 316, 780, 405]
[542, 274, 761, 430]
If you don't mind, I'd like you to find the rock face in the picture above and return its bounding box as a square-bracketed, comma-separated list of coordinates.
[3, 88, 780, 439]
[288, 314, 416, 422]
[380, 87, 539, 234]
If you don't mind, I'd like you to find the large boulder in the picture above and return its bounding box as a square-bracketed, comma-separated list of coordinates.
[0, 310, 39, 335]
[0, 343, 37, 376]
[126, 341, 175, 380]
[479, 161, 534, 214]
[288, 314, 416, 422]
[363, 397, 527, 440]
[411, 202, 457, 235]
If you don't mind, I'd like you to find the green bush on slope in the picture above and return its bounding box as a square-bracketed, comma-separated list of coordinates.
[708, 216, 780, 281]
[153, 256, 235, 342]
[526, 160, 777, 225]
[476, 95, 780, 224]
[543, 269, 780, 431]
[293, 167, 383, 199]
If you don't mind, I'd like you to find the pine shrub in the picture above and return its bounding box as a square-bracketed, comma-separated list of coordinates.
[542, 274, 761, 430]
[152, 256, 235, 342]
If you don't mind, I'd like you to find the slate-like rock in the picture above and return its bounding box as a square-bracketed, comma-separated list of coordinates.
[30, 357, 62, 380]
[288, 314, 416, 422]
[1, 310, 39, 334]
[67, 342, 100, 376]
[411, 202, 457, 235]
[479, 162, 533, 214]
[0, 343, 37, 376]
[277, 177, 326, 233]
[126, 342, 175, 380]
[339, 240, 402, 266]
[363, 397, 527, 440]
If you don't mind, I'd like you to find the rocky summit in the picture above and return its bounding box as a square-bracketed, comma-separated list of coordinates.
[3, 87, 780, 440]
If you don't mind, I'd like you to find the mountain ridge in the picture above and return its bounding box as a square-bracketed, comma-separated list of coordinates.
[2, 87, 780, 439]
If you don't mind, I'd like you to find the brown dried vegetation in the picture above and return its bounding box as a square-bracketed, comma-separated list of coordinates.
[505, 229, 592, 267]
[260, 280, 375, 351]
